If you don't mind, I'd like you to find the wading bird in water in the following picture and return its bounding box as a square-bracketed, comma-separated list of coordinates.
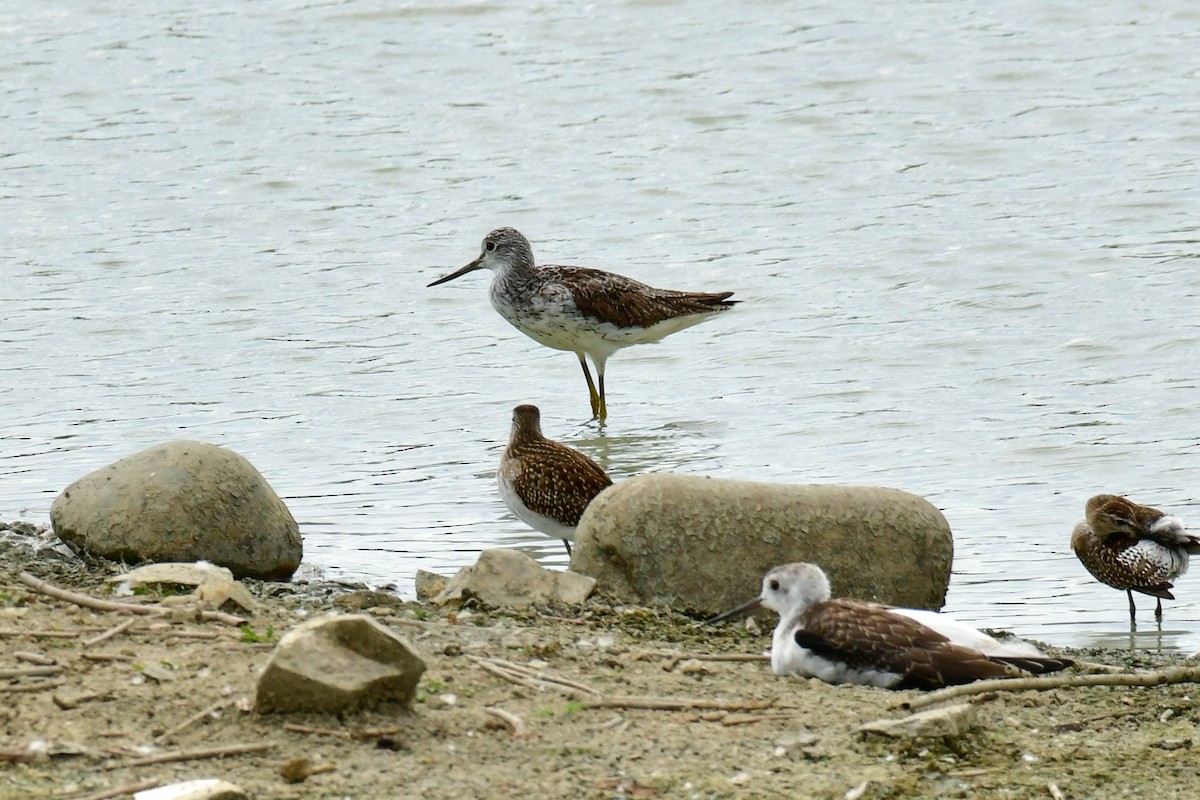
[1071, 493, 1200, 625]
[497, 404, 612, 557]
[428, 227, 738, 420]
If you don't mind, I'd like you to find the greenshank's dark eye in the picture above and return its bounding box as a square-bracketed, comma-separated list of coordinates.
[486, 241, 497, 252]
[769, 580, 780, 591]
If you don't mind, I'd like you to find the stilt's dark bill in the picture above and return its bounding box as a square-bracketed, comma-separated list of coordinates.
[703, 596, 762, 626]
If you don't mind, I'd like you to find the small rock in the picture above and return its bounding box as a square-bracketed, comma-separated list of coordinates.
[415, 569, 448, 600]
[278, 756, 335, 784]
[858, 703, 978, 739]
[254, 614, 426, 714]
[334, 590, 405, 612]
[107, 562, 256, 613]
[677, 659, 710, 676]
[431, 549, 596, 608]
[134, 779, 247, 800]
[51, 440, 301, 580]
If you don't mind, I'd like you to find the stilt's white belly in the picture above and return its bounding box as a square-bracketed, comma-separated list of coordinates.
[770, 622, 901, 688]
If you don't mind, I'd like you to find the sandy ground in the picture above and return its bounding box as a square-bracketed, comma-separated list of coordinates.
[2, 523, 1200, 800]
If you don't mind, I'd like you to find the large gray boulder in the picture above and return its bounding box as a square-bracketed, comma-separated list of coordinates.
[51, 440, 302, 580]
[254, 615, 426, 714]
[572, 474, 953, 614]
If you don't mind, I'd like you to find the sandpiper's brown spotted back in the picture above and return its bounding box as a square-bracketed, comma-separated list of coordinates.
[497, 405, 612, 555]
[1070, 494, 1194, 597]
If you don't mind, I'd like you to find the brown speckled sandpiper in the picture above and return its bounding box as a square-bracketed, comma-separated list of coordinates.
[705, 563, 1072, 689]
[1071, 494, 1200, 624]
[428, 227, 739, 420]
[497, 404, 612, 557]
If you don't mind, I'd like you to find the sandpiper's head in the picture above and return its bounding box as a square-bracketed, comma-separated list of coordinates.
[704, 562, 832, 625]
[510, 404, 543, 439]
[1085, 494, 1162, 539]
[427, 227, 534, 287]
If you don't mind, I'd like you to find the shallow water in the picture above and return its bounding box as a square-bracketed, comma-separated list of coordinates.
[3, 0, 1199, 649]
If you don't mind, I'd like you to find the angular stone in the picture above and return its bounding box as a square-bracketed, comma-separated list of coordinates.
[51, 440, 302, 580]
[432, 549, 596, 608]
[414, 569, 448, 601]
[254, 614, 426, 714]
[106, 562, 256, 613]
[572, 474, 953, 614]
[858, 703, 978, 739]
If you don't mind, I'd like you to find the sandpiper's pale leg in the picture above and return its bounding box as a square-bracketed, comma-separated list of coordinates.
[576, 353, 602, 418]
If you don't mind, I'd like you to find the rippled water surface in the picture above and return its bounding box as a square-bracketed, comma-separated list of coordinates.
[3, 1, 1199, 649]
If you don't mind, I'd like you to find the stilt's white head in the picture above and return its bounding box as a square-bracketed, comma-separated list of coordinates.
[758, 563, 833, 616]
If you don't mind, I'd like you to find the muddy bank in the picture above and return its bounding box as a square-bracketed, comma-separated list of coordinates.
[1, 524, 1198, 800]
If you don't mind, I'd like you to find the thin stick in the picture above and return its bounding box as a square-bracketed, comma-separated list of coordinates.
[484, 707, 530, 737]
[583, 696, 776, 712]
[281, 722, 403, 739]
[13, 651, 57, 666]
[0, 748, 35, 763]
[82, 653, 135, 663]
[84, 618, 138, 646]
[721, 710, 805, 726]
[71, 779, 162, 800]
[154, 699, 232, 743]
[192, 608, 249, 627]
[18, 572, 165, 617]
[664, 653, 770, 670]
[469, 656, 602, 697]
[0, 665, 62, 679]
[0, 629, 80, 639]
[284, 723, 350, 738]
[0, 678, 65, 693]
[899, 666, 1200, 711]
[18, 573, 247, 627]
[102, 742, 275, 770]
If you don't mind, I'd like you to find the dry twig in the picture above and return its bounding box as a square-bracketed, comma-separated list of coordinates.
[663, 652, 770, 670]
[84, 618, 138, 646]
[0, 665, 62, 679]
[18, 572, 164, 617]
[70, 779, 162, 800]
[485, 706, 530, 737]
[282, 723, 402, 739]
[102, 741, 275, 770]
[899, 666, 1200, 711]
[469, 656, 602, 697]
[583, 696, 776, 712]
[0, 678, 65, 694]
[154, 699, 232, 743]
[0, 629, 80, 639]
[13, 651, 57, 666]
[18, 572, 247, 627]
